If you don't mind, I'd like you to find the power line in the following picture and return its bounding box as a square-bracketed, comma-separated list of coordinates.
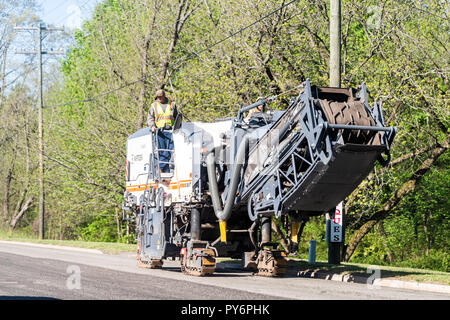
[45, 0, 299, 109]
[178, 0, 299, 63]
[54, 0, 93, 27]
[43, 0, 68, 18]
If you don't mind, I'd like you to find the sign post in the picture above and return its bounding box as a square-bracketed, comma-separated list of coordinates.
[326, 202, 343, 264]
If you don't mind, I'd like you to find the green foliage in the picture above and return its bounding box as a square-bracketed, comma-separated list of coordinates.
[347, 154, 449, 272]
[76, 214, 131, 243]
[295, 216, 329, 261]
[400, 249, 449, 273]
[77, 216, 116, 242]
[350, 229, 386, 264]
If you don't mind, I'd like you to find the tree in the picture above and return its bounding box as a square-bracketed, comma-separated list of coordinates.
[0, 1, 40, 231]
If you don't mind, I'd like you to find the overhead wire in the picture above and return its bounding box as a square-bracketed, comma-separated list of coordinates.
[43, 0, 68, 18]
[54, 0, 93, 27]
[44, 0, 300, 109]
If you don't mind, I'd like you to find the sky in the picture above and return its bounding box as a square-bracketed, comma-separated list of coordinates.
[3, 1, 102, 96]
[38, 0, 101, 30]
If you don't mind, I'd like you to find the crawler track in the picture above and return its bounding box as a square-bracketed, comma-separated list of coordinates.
[180, 248, 216, 276]
[255, 249, 288, 277]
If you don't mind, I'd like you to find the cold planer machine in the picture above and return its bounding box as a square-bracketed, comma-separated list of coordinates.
[122, 80, 396, 276]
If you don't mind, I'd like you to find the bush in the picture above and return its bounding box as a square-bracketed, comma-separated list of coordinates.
[77, 215, 118, 242]
[399, 250, 449, 272]
[348, 228, 387, 265]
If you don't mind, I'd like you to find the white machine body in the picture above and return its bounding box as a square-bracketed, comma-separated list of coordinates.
[125, 121, 232, 208]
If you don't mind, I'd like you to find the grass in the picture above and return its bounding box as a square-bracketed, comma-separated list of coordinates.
[0, 229, 136, 255]
[287, 259, 450, 285]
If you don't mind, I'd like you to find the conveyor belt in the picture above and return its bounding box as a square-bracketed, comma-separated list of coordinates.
[283, 143, 386, 212]
[243, 81, 395, 219]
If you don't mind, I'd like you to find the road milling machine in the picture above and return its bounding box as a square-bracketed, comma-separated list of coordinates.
[122, 80, 396, 276]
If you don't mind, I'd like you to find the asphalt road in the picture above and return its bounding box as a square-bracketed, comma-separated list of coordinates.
[0, 251, 276, 300]
[0, 241, 448, 300]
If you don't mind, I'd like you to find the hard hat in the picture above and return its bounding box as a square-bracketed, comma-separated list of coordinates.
[155, 89, 165, 97]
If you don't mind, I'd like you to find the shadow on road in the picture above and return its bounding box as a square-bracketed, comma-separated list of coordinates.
[288, 260, 449, 284]
[0, 296, 59, 300]
[135, 258, 448, 283]
[159, 260, 301, 278]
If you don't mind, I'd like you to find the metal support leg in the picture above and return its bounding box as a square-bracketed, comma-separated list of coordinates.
[261, 217, 271, 244]
[181, 208, 215, 276]
[255, 216, 287, 276]
[191, 208, 201, 241]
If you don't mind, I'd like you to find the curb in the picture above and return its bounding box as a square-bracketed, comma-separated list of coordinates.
[297, 270, 450, 295]
[0, 240, 104, 255]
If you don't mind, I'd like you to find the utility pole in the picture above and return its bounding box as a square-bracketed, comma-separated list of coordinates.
[329, 0, 341, 87]
[14, 22, 64, 240]
[328, 0, 342, 264]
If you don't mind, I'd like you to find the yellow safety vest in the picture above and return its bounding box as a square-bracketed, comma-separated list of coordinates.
[152, 100, 174, 128]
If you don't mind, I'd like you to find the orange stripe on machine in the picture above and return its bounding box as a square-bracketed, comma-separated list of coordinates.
[126, 180, 192, 192]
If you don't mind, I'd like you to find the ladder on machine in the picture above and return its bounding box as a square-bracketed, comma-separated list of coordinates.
[150, 129, 175, 181]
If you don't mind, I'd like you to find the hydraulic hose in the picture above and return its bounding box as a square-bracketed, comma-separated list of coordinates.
[207, 135, 249, 225]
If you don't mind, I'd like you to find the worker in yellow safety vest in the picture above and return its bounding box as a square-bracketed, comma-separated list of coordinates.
[245, 97, 266, 121]
[147, 89, 178, 131]
[147, 89, 178, 173]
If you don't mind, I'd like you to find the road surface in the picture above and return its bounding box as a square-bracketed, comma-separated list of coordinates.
[0, 241, 448, 300]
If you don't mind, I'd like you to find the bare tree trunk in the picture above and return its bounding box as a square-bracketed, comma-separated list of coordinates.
[345, 142, 441, 214]
[377, 221, 393, 263]
[0, 44, 9, 108]
[297, 219, 308, 242]
[2, 145, 16, 225]
[271, 220, 289, 252]
[12, 123, 31, 224]
[115, 207, 121, 242]
[126, 212, 130, 244]
[59, 214, 63, 240]
[10, 197, 33, 230]
[423, 210, 432, 255]
[2, 167, 12, 224]
[158, 0, 199, 87]
[135, 2, 159, 130]
[272, 216, 309, 254]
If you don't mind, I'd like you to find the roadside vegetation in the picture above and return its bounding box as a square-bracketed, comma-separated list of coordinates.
[0, 1, 448, 272]
[0, 229, 135, 254]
